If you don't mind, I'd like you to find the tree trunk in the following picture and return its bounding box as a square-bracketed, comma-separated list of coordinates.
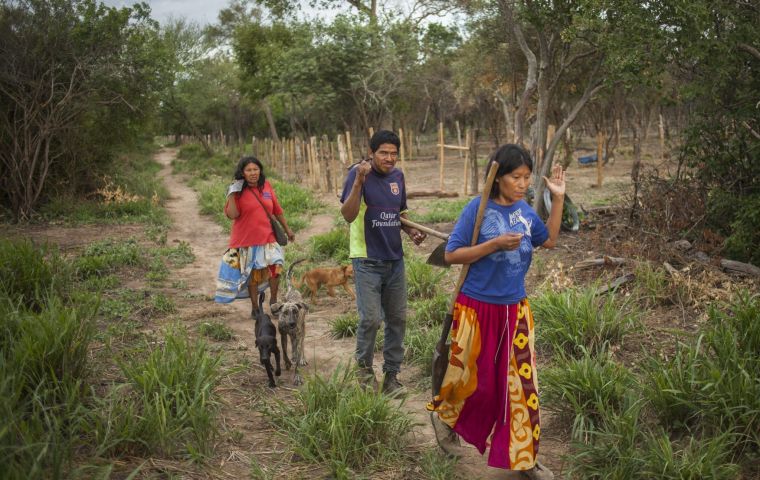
[261, 99, 280, 142]
[629, 122, 642, 219]
[500, 0, 537, 146]
[534, 78, 604, 216]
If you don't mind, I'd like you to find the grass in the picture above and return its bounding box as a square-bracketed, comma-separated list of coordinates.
[309, 227, 350, 263]
[114, 325, 223, 459]
[175, 144, 322, 234]
[0, 238, 71, 310]
[532, 286, 638, 357]
[261, 365, 414, 478]
[415, 198, 470, 224]
[541, 351, 635, 441]
[561, 292, 760, 478]
[409, 292, 450, 329]
[39, 146, 169, 226]
[199, 321, 234, 341]
[74, 238, 144, 279]
[329, 311, 359, 338]
[406, 255, 446, 300]
[633, 261, 669, 306]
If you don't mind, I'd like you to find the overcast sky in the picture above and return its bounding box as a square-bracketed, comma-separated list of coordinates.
[101, 0, 459, 28]
[101, 0, 351, 26]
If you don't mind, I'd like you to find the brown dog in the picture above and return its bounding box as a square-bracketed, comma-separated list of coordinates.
[293, 264, 355, 303]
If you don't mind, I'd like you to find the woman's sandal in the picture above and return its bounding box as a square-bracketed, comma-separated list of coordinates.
[429, 412, 462, 458]
[521, 461, 554, 480]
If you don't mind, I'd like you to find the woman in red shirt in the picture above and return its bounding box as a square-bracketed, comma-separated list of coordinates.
[217, 156, 295, 315]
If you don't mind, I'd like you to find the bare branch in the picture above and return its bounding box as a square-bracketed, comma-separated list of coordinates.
[738, 42, 760, 62]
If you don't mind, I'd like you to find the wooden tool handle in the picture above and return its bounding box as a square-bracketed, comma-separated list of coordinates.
[399, 217, 449, 240]
[437, 161, 499, 346]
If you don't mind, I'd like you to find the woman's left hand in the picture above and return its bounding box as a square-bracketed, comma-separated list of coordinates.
[287, 229, 295, 243]
[542, 164, 566, 198]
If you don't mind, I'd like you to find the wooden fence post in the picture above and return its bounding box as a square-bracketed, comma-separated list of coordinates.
[463, 129, 470, 196]
[345, 130, 353, 164]
[438, 122, 445, 191]
[596, 131, 604, 187]
[398, 128, 405, 173]
[659, 113, 665, 161]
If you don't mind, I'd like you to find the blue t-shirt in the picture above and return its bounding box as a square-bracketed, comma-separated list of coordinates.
[446, 198, 548, 305]
[340, 165, 408, 260]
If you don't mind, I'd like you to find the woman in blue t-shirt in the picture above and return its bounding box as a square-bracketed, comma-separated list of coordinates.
[430, 144, 565, 480]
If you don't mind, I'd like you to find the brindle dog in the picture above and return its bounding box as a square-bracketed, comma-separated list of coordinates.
[253, 291, 281, 388]
[272, 259, 309, 386]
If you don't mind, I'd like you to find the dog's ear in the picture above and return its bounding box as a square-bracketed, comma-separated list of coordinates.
[298, 302, 309, 312]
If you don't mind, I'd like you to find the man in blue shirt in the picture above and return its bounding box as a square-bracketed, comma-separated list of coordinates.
[340, 130, 426, 394]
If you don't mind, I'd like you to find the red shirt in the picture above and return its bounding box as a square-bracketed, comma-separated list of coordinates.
[228, 181, 284, 248]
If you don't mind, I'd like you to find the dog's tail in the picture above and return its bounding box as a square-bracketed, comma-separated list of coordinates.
[286, 258, 307, 289]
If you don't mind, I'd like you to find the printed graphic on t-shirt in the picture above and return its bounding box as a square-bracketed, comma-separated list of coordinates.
[390, 182, 400, 195]
[481, 207, 534, 275]
[371, 211, 401, 229]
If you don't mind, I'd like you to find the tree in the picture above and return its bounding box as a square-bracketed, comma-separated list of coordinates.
[0, 0, 168, 220]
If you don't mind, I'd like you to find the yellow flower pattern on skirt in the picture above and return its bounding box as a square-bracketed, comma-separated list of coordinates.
[429, 299, 540, 470]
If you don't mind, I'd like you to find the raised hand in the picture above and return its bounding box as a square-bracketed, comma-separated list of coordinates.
[543, 164, 566, 198]
[226, 179, 245, 198]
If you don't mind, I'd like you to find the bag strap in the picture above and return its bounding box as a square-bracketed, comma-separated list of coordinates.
[248, 185, 276, 222]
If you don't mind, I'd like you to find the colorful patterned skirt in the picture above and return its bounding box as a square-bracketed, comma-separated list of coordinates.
[429, 293, 540, 470]
[214, 243, 284, 304]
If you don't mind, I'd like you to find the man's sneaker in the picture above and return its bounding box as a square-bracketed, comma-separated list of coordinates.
[521, 461, 554, 480]
[357, 366, 378, 392]
[381, 372, 406, 395]
[430, 412, 462, 458]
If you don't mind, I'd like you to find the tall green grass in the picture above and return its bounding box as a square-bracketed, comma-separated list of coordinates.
[563, 292, 760, 477]
[416, 198, 470, 224]
[309, 228, 350, 263]
[542, 351, 635, 441]
[40, 147, 169, 225]
[111, 326, 223, 459]
[0, 239, 71, 311]
[532, 286, 637, 357]
[406, 255, 446, 300]
[262, 365, 414, 478]
[0, 240, 97, 479]
[644, 292, 760, 450]
[175, 144, 322, 233]
[329, 311, 359, 338]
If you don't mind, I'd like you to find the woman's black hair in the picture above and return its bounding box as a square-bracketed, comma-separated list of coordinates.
[485, 144, 533, 198]
[234, 156, 266, 190]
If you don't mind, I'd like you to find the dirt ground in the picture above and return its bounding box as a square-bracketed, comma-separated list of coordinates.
[4, 141, 755, 479]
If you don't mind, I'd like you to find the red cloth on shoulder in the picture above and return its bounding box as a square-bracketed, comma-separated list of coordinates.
[228, 180, 284, 248]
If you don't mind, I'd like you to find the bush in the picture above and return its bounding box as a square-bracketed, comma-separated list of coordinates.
[722, 193, 760, 265]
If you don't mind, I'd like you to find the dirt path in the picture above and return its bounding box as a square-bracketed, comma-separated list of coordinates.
[156, 148, 556, 479]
